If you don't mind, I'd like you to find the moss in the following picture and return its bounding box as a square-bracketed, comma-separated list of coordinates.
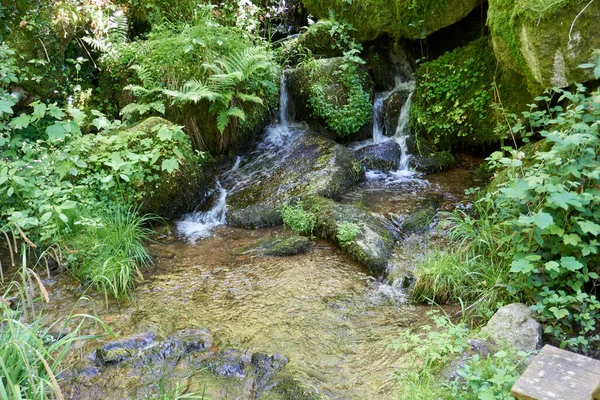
[297, 20, 341, 58]
[300, 0, 481, 42]
[409, 36, 531, 153]
[259, 235, 311, 257]
[488, 0, 600, 90]
[401, 203, 437, 233]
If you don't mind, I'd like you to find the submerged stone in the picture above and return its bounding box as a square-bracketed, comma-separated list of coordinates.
[148, 328, 213, 362]
[401, 203, 438, 233]
[255, 235, 310, 257]
[92, 333, 158, 366]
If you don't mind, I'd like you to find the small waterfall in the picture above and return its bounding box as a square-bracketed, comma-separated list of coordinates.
[177, 71, 302, 241]
[394, 92, 413, 172]
[177, 180, 228, 242]
[372, 91, 392, 143]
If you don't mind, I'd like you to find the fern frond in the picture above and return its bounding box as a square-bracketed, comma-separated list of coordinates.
[216, 109, 231, 134]
[163, 80, 221, 104]
[236, 93, 263, 105]
[225, 107, 246, 120]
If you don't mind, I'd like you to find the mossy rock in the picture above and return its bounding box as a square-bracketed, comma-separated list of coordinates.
[401, 203, 437, 233]
[297, 20, 341, 58]
[286, 57, 373, 137]
[412, 151, 456, 174]
[409, 36, 532, 153]
[300, 0, 481, 42]
[226, 130, 365, 229]
[302, 195, 396, 276]
[256, 235, 310, 257]
[95, 117, 205, 219]
[488, 0, 600, 93]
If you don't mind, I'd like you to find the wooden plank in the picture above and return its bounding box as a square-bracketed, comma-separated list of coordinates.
[511, 345, 600, 400]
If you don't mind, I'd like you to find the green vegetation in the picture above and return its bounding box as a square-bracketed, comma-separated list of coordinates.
[336, 221, 360, 247]
[414, 59, 600, 353]
[391, 313, 530, 399]
[303, 13, 372, 137]
[281, 201, 317, 235]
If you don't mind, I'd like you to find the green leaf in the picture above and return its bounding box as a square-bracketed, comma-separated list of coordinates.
[101, 175, 113, 183]
[61, 200, 77, 209]
[578, 220, 600, 235]
[510, 258, 535, 274]
[563, 234, 581, 246]
[550, 307, 570, 320]
[0, 98, 15, 115]
[561, 256, 583, 271]
[533, 212, 553, 230]
[11, 114, 31, 129]
[161, 158, 179, 174]
[46, 123, 66, 140]
[58, 213, 69, 223]
[157, 125, 173, 141]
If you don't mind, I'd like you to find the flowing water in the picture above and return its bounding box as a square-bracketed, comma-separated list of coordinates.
[21, 74, 478, 399]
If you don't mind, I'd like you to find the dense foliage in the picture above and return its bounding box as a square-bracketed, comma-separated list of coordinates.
[415, 60, 600, 353]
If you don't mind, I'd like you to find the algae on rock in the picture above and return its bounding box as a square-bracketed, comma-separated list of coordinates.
[488, 0, 600, 92]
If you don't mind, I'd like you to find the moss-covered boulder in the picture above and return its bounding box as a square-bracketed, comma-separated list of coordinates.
[297, 20, 342, 58]
[409, 37, 531, 153]
[302, 196, 396, 276]
[488, 0, 600, 93]
[300, 0, 481, 42]
[100, 22, 279, 156]
[226, 129, 364, 228]
[286, 57, 373, 138]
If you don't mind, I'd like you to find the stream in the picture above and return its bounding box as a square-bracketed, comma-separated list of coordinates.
[36, 76, 475, 399]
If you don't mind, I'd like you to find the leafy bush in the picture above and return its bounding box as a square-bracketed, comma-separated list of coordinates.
[489, 80, 600, 352]
[281, 201, 317, 235]
[336, 221, 360, 247]
[390, 312, 529, 399]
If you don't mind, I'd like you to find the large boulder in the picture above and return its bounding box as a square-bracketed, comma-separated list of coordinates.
[409, 37, 531, 153]
[303, 195, 397, 276]
[488, 0, 600, 93]
[300, 0, 481, 42]
[481, 303, 542, 353]
[225, 129, 364, 228]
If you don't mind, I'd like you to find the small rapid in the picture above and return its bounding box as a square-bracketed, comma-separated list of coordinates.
[177, 180, 228, 241]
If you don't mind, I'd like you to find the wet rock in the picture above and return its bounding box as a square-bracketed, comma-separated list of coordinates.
[251, 352, 289, 376]
[442, 338, 495, 381]
[296, 20, 341, 59]
[303, 196, 396, 276]
[481, 303, 542, 353]
[269, 376, 321, 399]
[93, 333, 158, 366]
[256, 235, 310, 257]
[353, 141, 402, 172]
[226, 131, 364, 229]
[411, 151, 456, 174]
[148, 328, 213, 362]
[401, 203, 438, 233]
[383, 89, 412, 138]
[210, 349, 252, 378]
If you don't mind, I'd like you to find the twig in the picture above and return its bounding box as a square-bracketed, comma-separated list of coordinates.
[569, 0, 595, 44]
[38, 38, 51, 63]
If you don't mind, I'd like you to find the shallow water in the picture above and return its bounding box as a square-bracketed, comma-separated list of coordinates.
[31, 168, 474, 399]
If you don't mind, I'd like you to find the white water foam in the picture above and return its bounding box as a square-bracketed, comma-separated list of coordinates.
[177, 180, 228, 242]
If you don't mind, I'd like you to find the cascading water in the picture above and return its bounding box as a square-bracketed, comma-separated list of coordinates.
[394, 92, 413, 173]
[177, 180, 228, 241]
[372, 91, 393, 144]
[177, 71, 301, 241]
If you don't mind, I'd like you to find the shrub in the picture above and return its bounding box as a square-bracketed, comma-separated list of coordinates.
[281, 201, 316, 235]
